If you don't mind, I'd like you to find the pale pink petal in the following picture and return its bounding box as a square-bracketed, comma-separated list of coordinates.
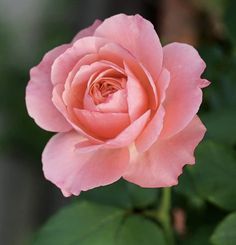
[124, 63, 148, 121]
[135, 69, 170, 152]
[96, 89, 128, 113]
[161, 43, 209, 139]
[95, 14, 163, 81]
[42, 131, 129, 196]
[72, 20, 102, 43]
[74, 109, 130, 139]
[51, 36, 108, 85]
[64, 53, 99, 91]
[26, 44, 72, 132]
[106, 110, 151, 148]
[123, 116, 206, 187]
[199, 79, 211, 88]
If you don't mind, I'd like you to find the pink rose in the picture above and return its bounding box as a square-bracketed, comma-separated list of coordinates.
[26, 14, 210, 197]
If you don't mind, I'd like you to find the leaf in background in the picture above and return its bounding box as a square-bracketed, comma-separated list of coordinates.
[202, 107, 236, 145]
[126, 182, 159, 208]
[32, 201, 124, 245]
[81, 179, 159, 209]
[32, 201, 166, 245]
[189, 141, 236, 211]
[174, 167, 205, 209]
[116, 215, 166, 245]
[211, 212, 236, 245]
[80, 180, 132, 209]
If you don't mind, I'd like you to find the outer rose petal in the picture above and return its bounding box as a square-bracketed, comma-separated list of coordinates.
[95, 14, 163, 81]
[161, 42, 209, 138]
[72, 20, 102, 43]
[26, 45, 72, 132]
[123, 116, 206, 187]
[42, 131, 129, 196]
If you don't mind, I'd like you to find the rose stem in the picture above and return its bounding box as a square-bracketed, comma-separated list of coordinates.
[157, 187, 175, 245]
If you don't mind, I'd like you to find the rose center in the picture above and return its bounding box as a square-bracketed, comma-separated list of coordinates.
[89, 76, 126, 105]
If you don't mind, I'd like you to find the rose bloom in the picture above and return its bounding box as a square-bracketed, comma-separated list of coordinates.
[26, 14, 210, 197]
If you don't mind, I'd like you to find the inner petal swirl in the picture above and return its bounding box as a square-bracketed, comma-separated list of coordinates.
[89, 68, 127, 105]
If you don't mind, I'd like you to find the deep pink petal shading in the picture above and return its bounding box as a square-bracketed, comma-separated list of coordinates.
[123, 116, 206, 187]
[26, 45, 72, 132]
[42, 131, 129, 196]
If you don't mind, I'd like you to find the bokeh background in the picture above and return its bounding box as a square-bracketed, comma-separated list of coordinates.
[0, 0, 236, 244]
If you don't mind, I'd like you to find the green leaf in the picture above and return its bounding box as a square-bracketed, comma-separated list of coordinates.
[32, 201, 124, 245]
[32, 201, 166, 245]
[202, 107, 236, 145]
[80, 180, 132, 209]
[189, 141, 236, 211]
[116, 215, 167, 245]
[81, 179, 158, 209]
[126, 182, 159, 208]
[211, 212, 236, 245]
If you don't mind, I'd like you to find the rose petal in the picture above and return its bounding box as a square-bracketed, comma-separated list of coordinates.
[52, 84, 104, 144]
[161, 42, 209, 139]
[63, 62, 109, 108]
[124, 63, 148, 121]
[51, 36, 108, 85]
[99, 43, 158, 109]
[123, 116, 206, 187]
[135, 69, 170, 152]
[106, 110, 151, 148]
[74, 109, 130, 139]
[42, 131, 129, 196]
[26, 44, 72, 132]
[95, 14, 163, 81]
[96, 89, 128, 113]
[72, 19, 102, 43]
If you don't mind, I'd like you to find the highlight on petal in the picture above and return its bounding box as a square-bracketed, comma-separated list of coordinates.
[72, 19, 102, 43]
[123, 116, 206, 188]
[95, 14, 163, 81]
[160, 42, 209, 139]
[26, 44, 72, 132]
[42, 131, 129, 196]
